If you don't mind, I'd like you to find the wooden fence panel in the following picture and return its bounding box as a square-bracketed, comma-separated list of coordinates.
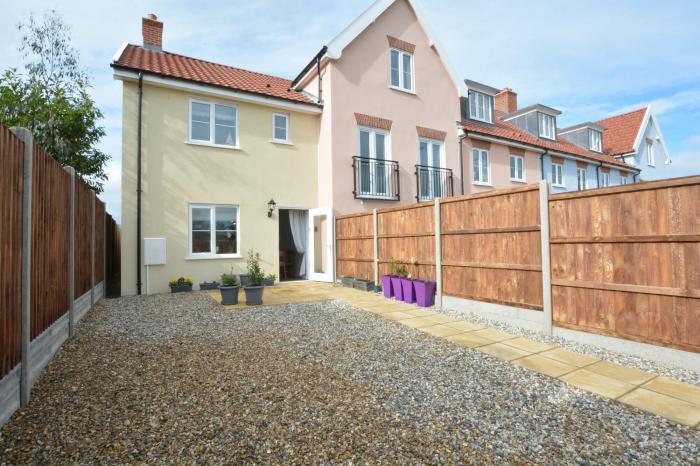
[95, 199, 105, 284]
[0, 127, 24, 378]
[336, 212, 374, 281]
[549, 177, 700, 352]
[30, 143, 71, 339]
[378, 204, 435, 281]
[440, 186, 543, 310]
[74, 180, 93, 297]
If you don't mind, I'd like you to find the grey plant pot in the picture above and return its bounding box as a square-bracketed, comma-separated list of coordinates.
[341, 277, 354, 288]
[239, 274, 252, 287]
[170, 284, 192, 293]
[353, 279, 374, 292]
[199, 281, 220, 291]
[244, 285, 264, 305]
[219, 285, 240, 305]
[263, 278, 275, 286]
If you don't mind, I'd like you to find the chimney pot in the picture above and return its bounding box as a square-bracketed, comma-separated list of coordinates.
[495, 88, 518, 114]
[142, 14, 163, 51]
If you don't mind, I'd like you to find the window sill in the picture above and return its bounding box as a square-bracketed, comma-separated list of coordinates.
[270, 139, 294, 146]
[648, 164, 656, 167]
[510, 178, 527, 184]
[388, 85, 416, 96]
[186, 254, 242, 261]
[552, 183, 566, 188]
[472, 181, 493, 187]
[469, 116, 494, 125]
[186, 140, 241, 151]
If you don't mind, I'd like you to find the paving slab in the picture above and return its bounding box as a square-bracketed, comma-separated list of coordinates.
[400, 317, 440, 329]
[383, 311, 418, 321]
[502, 337, 554, 354]
[419, 324, 466, 338]
[586, 361, 656, 386]
[477, 343, 531, 361]
[540, 348, 599, 368]
[619, 388, 700, 427]
[471, 328, 516, 343]
[444, 320, 484, 332]
[559, 369, 636, 399]
[402, 308, 436, 318]
[445, 332, 493, 348]
[642, 376, 700, 406]
[514, 354, 577, 378]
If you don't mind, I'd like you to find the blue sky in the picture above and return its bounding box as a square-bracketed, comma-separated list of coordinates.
[2, 0, 699, 222]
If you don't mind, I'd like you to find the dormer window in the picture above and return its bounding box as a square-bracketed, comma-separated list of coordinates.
[589, 129, 602, 152]
[469, 91, 493, 123]
[538, 113, 556, 140]
[390, 48, 413, 92]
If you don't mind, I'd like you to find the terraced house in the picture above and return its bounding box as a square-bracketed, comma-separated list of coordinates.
[112, 0, 671, 295]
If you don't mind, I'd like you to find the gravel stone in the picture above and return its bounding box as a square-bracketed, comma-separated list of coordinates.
[0, 292, 698, 464]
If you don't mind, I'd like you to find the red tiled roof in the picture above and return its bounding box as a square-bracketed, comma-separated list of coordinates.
[112, 44, 317, 106]
[595, 107, 647, 156]
[462, 118, 637, 170]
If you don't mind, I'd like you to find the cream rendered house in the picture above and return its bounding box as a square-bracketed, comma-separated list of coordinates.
[112, 15, 322, 295]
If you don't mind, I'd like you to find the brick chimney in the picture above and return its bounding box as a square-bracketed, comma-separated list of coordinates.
[142, 14, 163, 51]
[495, 88, 518, 114]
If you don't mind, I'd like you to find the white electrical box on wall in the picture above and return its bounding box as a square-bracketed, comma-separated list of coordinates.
[143, 238, 166, 265]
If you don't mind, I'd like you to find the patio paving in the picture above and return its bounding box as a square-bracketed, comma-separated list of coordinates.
[217, 281, 700, 428]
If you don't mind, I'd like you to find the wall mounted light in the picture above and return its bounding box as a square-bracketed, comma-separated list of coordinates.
[267, 198, 277, 218]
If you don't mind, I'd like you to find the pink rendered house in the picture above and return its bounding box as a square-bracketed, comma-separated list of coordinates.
[291, 0, 467, 216]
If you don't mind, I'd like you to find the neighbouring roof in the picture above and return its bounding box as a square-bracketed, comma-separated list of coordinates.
[595, 107, 647, 156]
[112, 44, 318, 106]
[502, 103, 562, 119]
[558, 121, 605, 134]
[462, 117, 638, 170]
[464, 79, 500, 96]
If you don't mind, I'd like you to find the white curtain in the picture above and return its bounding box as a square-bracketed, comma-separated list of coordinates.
[288, 210, 307, 277]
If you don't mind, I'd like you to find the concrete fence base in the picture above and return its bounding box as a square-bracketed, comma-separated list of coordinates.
[443, 295, 544, 332]
[0, 281, 104, 430]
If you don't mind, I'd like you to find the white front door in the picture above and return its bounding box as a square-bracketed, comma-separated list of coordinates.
[308, 208, 334, 282]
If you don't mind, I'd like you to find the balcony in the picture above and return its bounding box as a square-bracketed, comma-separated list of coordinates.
[352, 156, 400, 201]
[415, 165, 454, 202]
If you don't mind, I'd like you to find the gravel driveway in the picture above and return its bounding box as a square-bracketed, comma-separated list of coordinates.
[0, 292, 698, 464]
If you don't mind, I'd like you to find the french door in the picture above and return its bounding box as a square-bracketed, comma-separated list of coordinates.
[308, 208, 334, 282]
[358, 127, 390, 197]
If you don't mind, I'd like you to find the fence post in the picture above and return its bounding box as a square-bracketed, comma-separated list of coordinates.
[90, 191, 96, 309]
[539, 180, 553, 335]
[434, 198, 442, 308]
[12, 127, 32, 407]
[373, 209, 379, 286]
[65, 167, 76, 336]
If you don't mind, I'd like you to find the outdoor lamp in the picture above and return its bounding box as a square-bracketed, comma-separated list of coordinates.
[267, 199, 277, 218]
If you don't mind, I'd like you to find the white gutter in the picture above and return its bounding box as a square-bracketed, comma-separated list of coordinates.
[113, 69, 323, 115]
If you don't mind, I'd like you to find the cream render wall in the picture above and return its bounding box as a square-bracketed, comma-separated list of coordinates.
[463, 138, 542, 193]
[120, 81, 319, 295]
[315, 0, 461, 215]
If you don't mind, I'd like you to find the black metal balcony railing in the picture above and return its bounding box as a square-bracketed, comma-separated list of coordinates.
[352, 156, 400, 201]
[415, 165, 454, 202]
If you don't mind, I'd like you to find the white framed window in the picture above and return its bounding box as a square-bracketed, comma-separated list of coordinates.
[472, 148, 490, 184]
[647, 142, 655, 166]
[188, 204, 240, 259]
[551, 163, 564, 187]
[271, 112, 290, 143]
[621, 176, 629, 185]
[469, 91, 494, 123]
[601, 172, 610, 187]
[357, 126, 392, 197]
[418, 138, 445, 200]
[509, 155, 525, 182]
[189, 99, 238, 148]
[577, 167, 587, 190]
[589, 130, 602, 152]
[538, 113, 556, 140]
[390, 48, 413, 92]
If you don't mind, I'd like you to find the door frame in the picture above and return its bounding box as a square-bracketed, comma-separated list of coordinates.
[308, 207, 334, 282]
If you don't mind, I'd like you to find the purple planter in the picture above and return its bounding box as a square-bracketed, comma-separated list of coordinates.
[414, 280, 436, 307]
[401, 278, 415, 304]
[390, 276, 404, 301]
[381, 275, 395, 298]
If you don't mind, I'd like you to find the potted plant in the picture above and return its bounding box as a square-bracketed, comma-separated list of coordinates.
[263, 273, 276, 286]
[239, 273, 252, 287]
[388, 258, 406, 301]
[243, 250, 265, 305]
[414, 278, 437, 308]
[380, 271, 394, 298]
[169, 277, 193, 293]
[353, 276, 374, 291]
[401, 258, 417, 304]
[219, 274, 240, 305]
[199, 281, 220, 291]
[341, 275, 355, 288]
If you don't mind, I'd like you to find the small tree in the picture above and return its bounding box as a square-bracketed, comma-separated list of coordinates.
[0, 11, 109, 192]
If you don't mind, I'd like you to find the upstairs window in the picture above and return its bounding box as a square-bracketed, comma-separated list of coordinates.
[621, 176, 629, 185]
[601, 172, 610, 187]
[577, 167, 587, 190]
[472, 148, 490, 184]
[647, 142, 655, 166]
[538, 113, 556, 140]
[589, 129, 602, 152]
[551, 162, 564, 186]
[509, 155, 524, 182]
[469, 91, 493, 123]
[189, 99, 238, 147]
[272, 113, 289, 143]
[390, 48, 413, 92]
